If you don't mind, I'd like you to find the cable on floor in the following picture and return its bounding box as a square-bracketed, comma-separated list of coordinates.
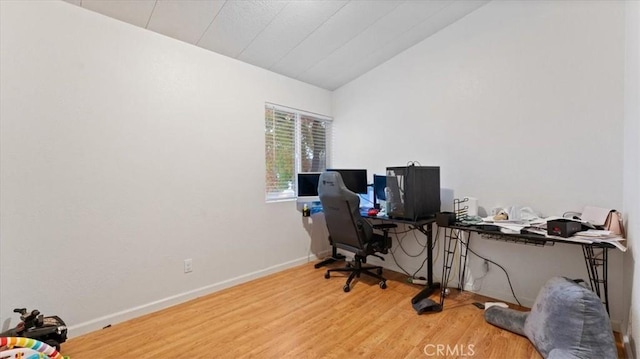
[457, 235, 522, 306]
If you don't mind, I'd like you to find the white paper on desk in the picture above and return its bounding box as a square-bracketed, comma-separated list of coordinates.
[546, 234, 594, 244]
[590, 238, 628, 252]
[575, 230, 614, 238]
[582, 235, 628, 252]
[581, 206, 611, 226]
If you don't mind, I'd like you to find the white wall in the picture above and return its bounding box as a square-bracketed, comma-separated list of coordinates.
[623, 1, 640, 356]
[333, 0, 627, 325]
[0, 0, 331, 336]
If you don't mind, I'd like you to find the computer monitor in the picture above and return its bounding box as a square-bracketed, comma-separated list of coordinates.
[297, 172, 321, 197]
[326, 169, 368, 194]
[373, 174, 387, 201]
[372, 174, 387, 209]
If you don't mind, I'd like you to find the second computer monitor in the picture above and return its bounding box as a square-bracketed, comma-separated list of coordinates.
[373, 174, 387, 201]
[327, 169, 368, 194]
[297, 172, 321, 197]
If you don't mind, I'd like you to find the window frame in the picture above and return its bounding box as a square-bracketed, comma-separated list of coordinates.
[265, 103, 332, 202]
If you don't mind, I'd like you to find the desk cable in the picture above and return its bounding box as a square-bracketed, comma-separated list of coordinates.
[410, 227, 441, 280]
[388, 226, 441, 280]
[388, 225, 428, 277]
[456, 235, 522, 307]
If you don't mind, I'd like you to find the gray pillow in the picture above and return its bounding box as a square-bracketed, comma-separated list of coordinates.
[523, 277, 616, 358]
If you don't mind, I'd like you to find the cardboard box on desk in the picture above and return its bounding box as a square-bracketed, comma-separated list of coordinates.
[547, 219, 582, 238]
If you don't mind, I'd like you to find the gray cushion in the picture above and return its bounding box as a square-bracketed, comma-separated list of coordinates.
[484, 306, 528, 336]
[485, 276, 617, 359]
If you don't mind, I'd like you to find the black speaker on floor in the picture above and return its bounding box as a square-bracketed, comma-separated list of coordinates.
[386, 165, 440, 221]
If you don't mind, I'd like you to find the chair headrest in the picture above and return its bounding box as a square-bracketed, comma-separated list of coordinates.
[318, 171, 349, 196]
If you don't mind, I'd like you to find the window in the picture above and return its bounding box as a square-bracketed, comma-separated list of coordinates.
[265, 103, 332, 201]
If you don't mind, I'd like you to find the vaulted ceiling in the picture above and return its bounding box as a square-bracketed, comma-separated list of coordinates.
[62, 0, 489, 90]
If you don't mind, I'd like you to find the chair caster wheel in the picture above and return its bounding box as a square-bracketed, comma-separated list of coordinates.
[377, 268, 383, 275]
[343, 284, 350, 292]
[324, 272, 330, 279]
[380, 281, 387, 289]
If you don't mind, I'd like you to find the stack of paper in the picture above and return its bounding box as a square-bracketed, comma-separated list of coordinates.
[574, 230, 616, 238]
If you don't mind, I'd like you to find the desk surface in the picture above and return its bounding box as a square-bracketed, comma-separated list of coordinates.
[447, 223, 615, 248]
[361, 212, 436, 226]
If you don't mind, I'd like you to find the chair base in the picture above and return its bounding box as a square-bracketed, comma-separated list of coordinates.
[325, 259, 387, 292]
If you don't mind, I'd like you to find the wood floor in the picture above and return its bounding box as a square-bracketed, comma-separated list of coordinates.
[62, 262, 623, 358]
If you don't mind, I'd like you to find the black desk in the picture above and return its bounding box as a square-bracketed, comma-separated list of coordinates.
[364, 215, 440, 299]
[439, 224, 614, 313]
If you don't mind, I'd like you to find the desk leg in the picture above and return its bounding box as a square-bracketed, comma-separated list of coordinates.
[582, 245, 609, 314]
[314, 245, 346, 269]
[458, 231, 470, 291]
[439, 228, 459, 306]
[412, 223, 441, 302]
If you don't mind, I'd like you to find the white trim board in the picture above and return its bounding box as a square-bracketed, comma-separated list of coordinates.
[67, 252, 329, 338]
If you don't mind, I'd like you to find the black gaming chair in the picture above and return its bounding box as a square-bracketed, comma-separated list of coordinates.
[318, 171, 395, 292]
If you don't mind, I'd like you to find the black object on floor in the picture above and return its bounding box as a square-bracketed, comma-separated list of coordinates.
[472, 302, 485, 310]
[412, 298, 442, 313]
[411, 285, 443, 314]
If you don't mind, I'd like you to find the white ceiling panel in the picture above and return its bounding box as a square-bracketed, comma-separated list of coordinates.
[297, 0, 451, 87]
[60, 0, 489, 90]
[147, 0, 226, 45]
[238, 0, 348, 70]
[81, 0, 156, 28]
[269, 0, 402, 79]
[318, 0, 491, 90]
[197, 0, 288, 58]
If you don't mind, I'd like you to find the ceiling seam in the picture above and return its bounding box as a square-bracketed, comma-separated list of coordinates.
[196, 0, 228, 46]
[267, 0, 351, 71]
[144, 0, 158, 29]
[294, 0, 406, 81]
[323, 0, 457, 89]
[236, 2, 291, 59]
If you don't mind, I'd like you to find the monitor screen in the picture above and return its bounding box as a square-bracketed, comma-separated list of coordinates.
[297, 172, 321, 197]
[327, 169, 368, 194]
[373, 174, 387, 201]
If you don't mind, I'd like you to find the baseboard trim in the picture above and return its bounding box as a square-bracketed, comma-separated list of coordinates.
[623, 333, 636, 359]
[67, 253, 324, 338]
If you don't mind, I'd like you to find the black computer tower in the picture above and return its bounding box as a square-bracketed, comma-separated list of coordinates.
[386, 166, 440, 220]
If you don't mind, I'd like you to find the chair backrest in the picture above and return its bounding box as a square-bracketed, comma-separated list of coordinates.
[318, 171, 373, 255]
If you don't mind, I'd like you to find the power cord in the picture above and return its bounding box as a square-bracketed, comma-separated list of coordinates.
[393, 228, 428, 258]
[389, 245, 412, 277]
[387, 225, 433, 277]
[456, 236, 522, 306]
[409, 227, 440, 279]
[411, 229, 440, 279]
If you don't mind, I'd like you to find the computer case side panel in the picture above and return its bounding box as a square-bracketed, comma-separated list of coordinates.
[386, 166, 441, 220]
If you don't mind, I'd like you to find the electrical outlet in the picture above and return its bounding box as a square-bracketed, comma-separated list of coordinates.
[184, 258, 193, 273]
[483, 260, 489, 272]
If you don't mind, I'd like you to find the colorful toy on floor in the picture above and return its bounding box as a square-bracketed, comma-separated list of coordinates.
[0, 337, 66, 358]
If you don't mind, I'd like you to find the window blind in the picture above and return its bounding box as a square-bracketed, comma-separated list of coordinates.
[265, 103, 331, 201]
